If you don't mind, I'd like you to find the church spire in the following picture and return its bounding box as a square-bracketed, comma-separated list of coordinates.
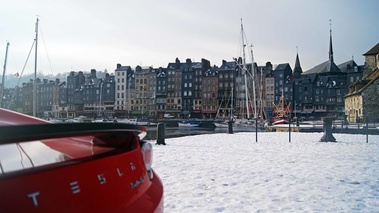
[293, 46, 303, 77]
[329, 19, 334, 63]
[324, 19, 341, 74]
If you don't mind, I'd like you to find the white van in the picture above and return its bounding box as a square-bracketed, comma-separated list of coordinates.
[164, 113, 174, 119]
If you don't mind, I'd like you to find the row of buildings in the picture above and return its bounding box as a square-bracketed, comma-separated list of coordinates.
[1, 35, 378, 123]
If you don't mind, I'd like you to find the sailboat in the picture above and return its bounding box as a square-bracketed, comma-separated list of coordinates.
[233, 19, 258, 127]
[271, 89, 291, 125]
[214, 88, 234, 128]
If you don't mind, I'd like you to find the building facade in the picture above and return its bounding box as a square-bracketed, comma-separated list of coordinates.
[345, 43, 379, 123]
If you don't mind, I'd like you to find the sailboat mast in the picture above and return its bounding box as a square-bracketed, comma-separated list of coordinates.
[240, 19, 250, 119]
[33, 17, 39, 117]
[250, 45, 257, 119]
[1, 42, 10, 108]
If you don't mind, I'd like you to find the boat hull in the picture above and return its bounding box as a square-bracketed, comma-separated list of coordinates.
[178, 121, 200, 127]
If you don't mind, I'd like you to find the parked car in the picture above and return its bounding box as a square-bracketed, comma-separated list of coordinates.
[0, 108, 163, 212]
[164, 113, 174, 119]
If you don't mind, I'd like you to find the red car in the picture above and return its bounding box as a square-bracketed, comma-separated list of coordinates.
[0, 108, 163, 212]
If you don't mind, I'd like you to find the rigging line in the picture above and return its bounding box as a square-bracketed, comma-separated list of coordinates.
[8, 40, 35, 109]
[39, 23, 54, 76]
[10, 49, 20, 77]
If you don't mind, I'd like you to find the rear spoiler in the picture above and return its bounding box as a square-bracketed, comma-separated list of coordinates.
[0, 123, 146, 145]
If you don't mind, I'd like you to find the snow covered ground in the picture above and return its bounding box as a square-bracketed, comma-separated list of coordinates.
[148, 132, 379, 213]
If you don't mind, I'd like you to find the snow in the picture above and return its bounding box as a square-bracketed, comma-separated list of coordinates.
[148, 132, 379, 213]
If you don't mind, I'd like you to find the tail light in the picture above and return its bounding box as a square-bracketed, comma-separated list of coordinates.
[138, 126, 147, 140]
[141, 141, 153, 180]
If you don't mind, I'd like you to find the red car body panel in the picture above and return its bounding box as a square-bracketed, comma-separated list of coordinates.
[0, 108, 164, 212]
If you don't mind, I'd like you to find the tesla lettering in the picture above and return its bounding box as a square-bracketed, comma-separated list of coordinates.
[97, 174, 106, 184]
[22, 161, 143, 207]
[27, 192, 40, 206]
[117, 168, 123, 176]
[70, 181, 81, 194]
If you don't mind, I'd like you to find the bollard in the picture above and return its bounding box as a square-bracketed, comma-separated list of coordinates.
[288, 117, 291, 143]
[255, 117, 258, 142]
[320, 117, 336, 142]
[366, 117, 369, 143]
[227, 120, 233, 134]
[156, 122, 166, 145]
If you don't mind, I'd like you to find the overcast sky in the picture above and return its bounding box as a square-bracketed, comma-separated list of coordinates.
[1, 0, 378, 77]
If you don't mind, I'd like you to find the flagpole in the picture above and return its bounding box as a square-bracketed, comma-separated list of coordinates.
[1, 42, 10, 108]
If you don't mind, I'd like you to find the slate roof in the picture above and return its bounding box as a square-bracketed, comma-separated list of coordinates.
[115, 65, 132, 72]
[337, 60, 358, 73]
[203, 67, 218, 77]
[303, 60, 341, 75]
[317, 75, 346, 88]
[363, 43, 379, 55]
[296, 73, 317, 84]
[274, 63, 290, 71]
[345, 69, 379, 97]
[192, 62, 202, 69]
[218, 61, 236, 71]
